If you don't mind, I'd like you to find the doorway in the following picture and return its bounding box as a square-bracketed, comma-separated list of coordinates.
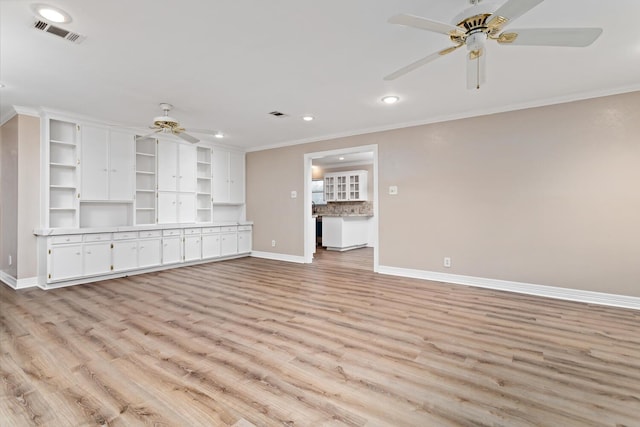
[303, 145, 379, 272]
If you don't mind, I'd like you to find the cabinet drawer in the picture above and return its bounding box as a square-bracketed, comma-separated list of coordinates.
[50, 235, 83, 245]
[113, 231, 138, 240]
[221, 226, 237, 233]
[163, 229, 181, 237]
[139, 230, 162, 239]
[84, 233, 112, 242]
[202, 227, 221, 234]
[238, 225, 252, 232]
[184, 228, 201, 235]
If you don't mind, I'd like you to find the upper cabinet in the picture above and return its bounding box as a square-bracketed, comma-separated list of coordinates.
[80, 125, 135, 201]
[324, 170, 368, 202]
[157, 140, 196, 193]
[212, 148, 245, 204]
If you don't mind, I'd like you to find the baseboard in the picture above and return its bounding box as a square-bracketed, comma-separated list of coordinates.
[251, 251, 306, 264]
[0, 271, 38, 290]
[378, 265, 640, 311]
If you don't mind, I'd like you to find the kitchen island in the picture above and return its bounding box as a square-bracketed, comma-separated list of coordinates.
[321, 215, 371, 251]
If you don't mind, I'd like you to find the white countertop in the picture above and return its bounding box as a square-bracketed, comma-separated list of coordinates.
[34, 221, 253, 236]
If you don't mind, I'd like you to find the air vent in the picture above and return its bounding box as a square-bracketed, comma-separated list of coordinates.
[268, 111, 288, 117]
[32, 19, 86, 44]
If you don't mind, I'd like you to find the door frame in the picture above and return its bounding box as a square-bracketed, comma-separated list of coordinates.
[303, 144, 379, 271]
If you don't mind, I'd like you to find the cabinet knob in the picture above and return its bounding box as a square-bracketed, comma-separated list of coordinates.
[86, 251, 92, 255]
[75, 252, 81, 255]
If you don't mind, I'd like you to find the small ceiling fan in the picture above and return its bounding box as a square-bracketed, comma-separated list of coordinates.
[385, 0, 603, 89]
[137, 103, 203, 143]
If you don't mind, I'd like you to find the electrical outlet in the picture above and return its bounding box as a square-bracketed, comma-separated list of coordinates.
[290, 190, 297, 198]
[389, 186, 398, 195]
[271, 240, 276, 247]
[444, 257, 451, 268]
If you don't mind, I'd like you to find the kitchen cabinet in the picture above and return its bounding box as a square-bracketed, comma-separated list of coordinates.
[48, 243, 83, 281]
[220, 227, 238, 256]
[324, 170, 368, 202]
[212, 148, 245, 204]
[157, 141, 196, 192]
[113, 241, 138, 272]
[81, 125, 134, 201]
[83, 242, 112, 276]
[138, 233, 162, 268]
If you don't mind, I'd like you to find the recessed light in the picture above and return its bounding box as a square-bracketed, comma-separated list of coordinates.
[214, 132, 224, 139]
[339, 157, 345, 161]
[302, 115, 315, 121]
[32, 4, 72, 23]
[381, 95, 400, 104]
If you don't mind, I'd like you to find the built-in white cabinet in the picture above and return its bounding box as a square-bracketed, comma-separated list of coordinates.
[48, 119, 80, 228]
[162, 229, 182, 264]
[324, 170, 368, 202]
[212, 148, 245, 204]
[158, 141, 197, 224]
[135, 137, 157, 225]
[184, 228, 202, 262]
[38, 224, 252, 287]
[81, 126, 135, 201]
[238, 225, 252, 253]
[202, 227, 221, 258]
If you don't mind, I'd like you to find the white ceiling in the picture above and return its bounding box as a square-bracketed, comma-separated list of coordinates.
[313, 151, 373, 168]
[2, 0, 639, 150]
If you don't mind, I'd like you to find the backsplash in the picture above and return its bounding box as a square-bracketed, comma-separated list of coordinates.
[314, 201, 373, 216]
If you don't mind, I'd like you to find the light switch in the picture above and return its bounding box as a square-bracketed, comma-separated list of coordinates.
[389, 186, 398, 195]
[291, 190, 297, 198]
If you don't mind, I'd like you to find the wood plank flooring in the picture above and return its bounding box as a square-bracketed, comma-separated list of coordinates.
[1, 248, 639, 426]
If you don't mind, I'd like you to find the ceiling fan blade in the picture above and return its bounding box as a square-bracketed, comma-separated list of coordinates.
[384, 44, 462, 81]
[187, 128, 219, 135]
[136, 130, 161, 140]
[389, 14, 465, 37]
[497, 28, 603, 47]
[487, 0, 544, 30]
[467, 48, 486, 90]
[175, 131, 199, 144]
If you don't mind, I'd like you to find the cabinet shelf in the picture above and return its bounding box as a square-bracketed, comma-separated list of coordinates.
[136, 170, 155, 175]
[136, 208, 155, 211]
[136, 152, 156, 157]
[50, 139, 76, 146]
[197, 192, 211, 196]
[197, 161, 211, 165]
[197, 175, 211, 179]
[136, 189, 155, 193]
[50, 162, 77, 168]
[50, 185, 77, 189]
[50, 207, 77, 211]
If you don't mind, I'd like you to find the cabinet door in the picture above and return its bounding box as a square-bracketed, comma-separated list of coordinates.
[220, 232, 238, 256]
[138, 238, 162, 268]
[109, 130, 134, 200]
[157, 192, 177, 223]
[178, 192, 196, 223]
[202, 234, 221, 258]
[238, 230, 252, 253]
[212, 149, 230, 202]
[162, 236, 182, 264]
[84, 242, 112, 276]
[49, 244, 83, 281]
[324, 176, 335, 202]
[157, 140, 178, 191]
[178, 144, 197, 192]
[81, 125, 109, 200]
[336, 175, 348, 201]
[229, 151, 245, 203]
[112, 241, 138, 272]
[184, 235, 201, 261]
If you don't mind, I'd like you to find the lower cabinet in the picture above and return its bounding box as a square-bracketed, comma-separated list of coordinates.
[49, 244, 83, 281]
[41, 224, 252, 286]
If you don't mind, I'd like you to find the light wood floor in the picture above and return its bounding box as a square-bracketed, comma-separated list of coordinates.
[1, 248, 639, 426]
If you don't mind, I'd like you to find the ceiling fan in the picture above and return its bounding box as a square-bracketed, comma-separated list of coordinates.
[385, 0, 603, 89]
[137, 103, 203, 143]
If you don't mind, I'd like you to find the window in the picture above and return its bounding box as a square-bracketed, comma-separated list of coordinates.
[311, 179, 325, 205]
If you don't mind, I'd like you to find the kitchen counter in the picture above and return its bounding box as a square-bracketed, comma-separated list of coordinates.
[34, 221, 253, 236]
[322, 216, 370, 251]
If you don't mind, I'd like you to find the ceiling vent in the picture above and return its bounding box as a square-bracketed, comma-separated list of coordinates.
[33, 19, 85, 44]
[268, 111, 288, 117]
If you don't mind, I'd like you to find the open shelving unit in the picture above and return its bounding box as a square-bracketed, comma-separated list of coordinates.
[196, 146, 212, 223]
[135, 137, 157, 225]
[49, 120, 79, 228]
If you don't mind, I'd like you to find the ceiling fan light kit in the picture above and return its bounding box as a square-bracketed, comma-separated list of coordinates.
[137, 103, 222, 144]
[385, 0, 602, 89]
